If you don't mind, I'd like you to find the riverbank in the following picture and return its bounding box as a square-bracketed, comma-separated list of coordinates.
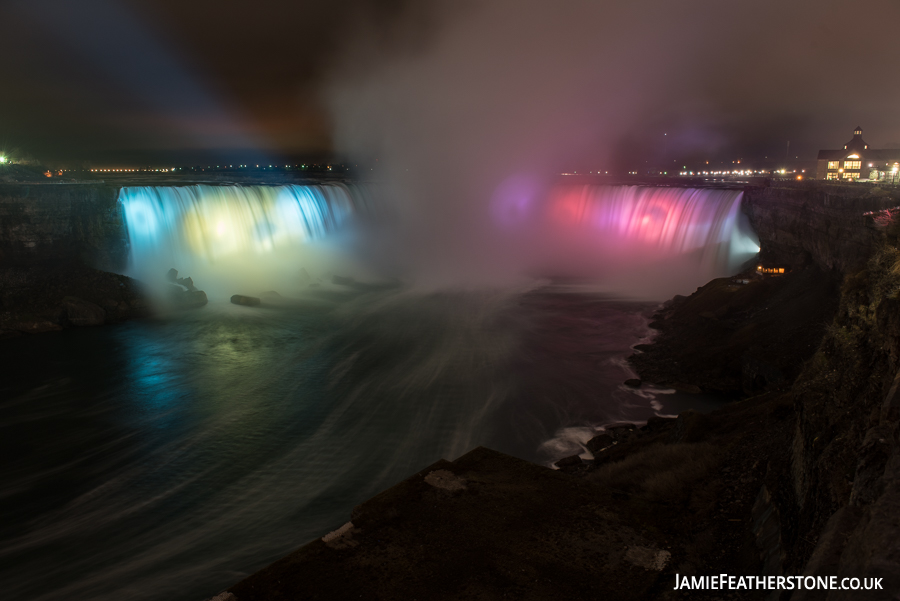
[217, 249, 900, 599]
[0, 262, 150, 338]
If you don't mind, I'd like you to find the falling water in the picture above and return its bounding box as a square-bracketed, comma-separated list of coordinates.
[532, 184, 760, 296]
[119, 184, 364, 296]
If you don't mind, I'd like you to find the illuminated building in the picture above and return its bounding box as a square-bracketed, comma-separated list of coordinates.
[817, 127, 900, 182]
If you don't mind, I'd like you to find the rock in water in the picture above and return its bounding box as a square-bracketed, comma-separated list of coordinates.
[61, 296, 106, 326]
[168, 284, 207, 309]
[166, 268, 178, 282]
[176, 276, 197, 292]
[624, 378, 642, 387]
[183, 290, 208, 308]
[231, 294, 261, 306]
[586, 434, 614, 453]
[332, 274, 355, 286]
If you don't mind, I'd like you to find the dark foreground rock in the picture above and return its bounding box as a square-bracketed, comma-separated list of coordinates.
[61, 296, 106, 326]
[218, 392, 806, 601]
[0, 263, 149, 337]
[228, 447, 681, 601]
[629, 266, 841, 395]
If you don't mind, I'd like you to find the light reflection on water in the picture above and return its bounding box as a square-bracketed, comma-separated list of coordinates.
[0, 288, 720, 601]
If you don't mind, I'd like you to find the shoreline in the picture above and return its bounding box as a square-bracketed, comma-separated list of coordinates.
[216, 252, 900, 599]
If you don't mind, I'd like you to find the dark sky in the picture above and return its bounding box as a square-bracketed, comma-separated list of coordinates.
[2, 0, 900, 168]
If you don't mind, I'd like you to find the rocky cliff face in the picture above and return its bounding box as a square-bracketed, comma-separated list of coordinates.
[779, 242, 900, 596]
[631, 183, 900, 596]
[0, 184, 147, 337]
[742, 181, 898, 273]
[0, 183, 128, 272]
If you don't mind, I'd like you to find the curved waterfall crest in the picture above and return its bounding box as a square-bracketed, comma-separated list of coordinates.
[118, 183, 360, 295]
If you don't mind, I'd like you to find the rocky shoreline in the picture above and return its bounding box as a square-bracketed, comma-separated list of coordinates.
[214, 243, 900, 599]
[0, 262, 150, 338]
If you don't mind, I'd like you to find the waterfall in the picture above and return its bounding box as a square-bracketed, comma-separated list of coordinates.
[530, 184, 760, 296]
[118, 182, 758, 300]
[119, 184, 360, 297]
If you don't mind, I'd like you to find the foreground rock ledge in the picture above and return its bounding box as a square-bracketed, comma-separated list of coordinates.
[226, 446, 681, 601]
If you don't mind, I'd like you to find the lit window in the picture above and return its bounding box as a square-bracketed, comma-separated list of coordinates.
[826, 173, 839, 180]
[842, 172, 856, 180]
[827, 161, 840, 170]
[844, 161, 861, 170]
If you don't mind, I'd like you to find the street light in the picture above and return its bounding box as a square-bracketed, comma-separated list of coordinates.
[0, 156, 7, 164]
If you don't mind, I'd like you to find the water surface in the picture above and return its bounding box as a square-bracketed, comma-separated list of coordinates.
[0, 286, 719, 601]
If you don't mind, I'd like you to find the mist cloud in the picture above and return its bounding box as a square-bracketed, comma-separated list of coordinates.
[325, 0, 900, 290]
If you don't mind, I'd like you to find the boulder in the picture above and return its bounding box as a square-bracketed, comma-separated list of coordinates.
[168, 285, 207, 309]
[606, 423, 638, 439]
[182, 290, 208, 308]
[166, 268, 178, 282]
[555, 454, 582, 468]
[61, 296, 106, 326]
[175, 276, 197, 292]
[586, 434, 614, 453]
[231, 294, 261, 306]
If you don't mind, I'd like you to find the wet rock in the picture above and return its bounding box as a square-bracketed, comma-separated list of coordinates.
[169, 285, 207, 308]
[624, 378, 642, 388]
[231, 294, 261, 306]
[175, 276, 197, 292]
[166, 268, 178, 282]
[182, 290, 208, 308]
[606, 423, 639, 442]
[321, 521, 360, 549]
[586, 434, 614, 453]
[61, 296, 105, 326]
[555, 454, 582, 468]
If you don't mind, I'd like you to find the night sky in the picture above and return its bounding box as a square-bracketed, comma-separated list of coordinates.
[2, 0, 900, 170]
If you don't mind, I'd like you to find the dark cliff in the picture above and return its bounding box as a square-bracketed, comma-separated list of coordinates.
[0, 183, 128, 272]
[742, 181, 898, 273]
[626, 181, 900, 597]
[0, 184, 144, 337]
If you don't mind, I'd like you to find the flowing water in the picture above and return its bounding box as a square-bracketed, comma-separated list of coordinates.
[0, 183, 754, 600]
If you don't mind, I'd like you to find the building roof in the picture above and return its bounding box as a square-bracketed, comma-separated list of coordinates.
[818, 128, 900, 164]
[818, 148, 900, 162]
